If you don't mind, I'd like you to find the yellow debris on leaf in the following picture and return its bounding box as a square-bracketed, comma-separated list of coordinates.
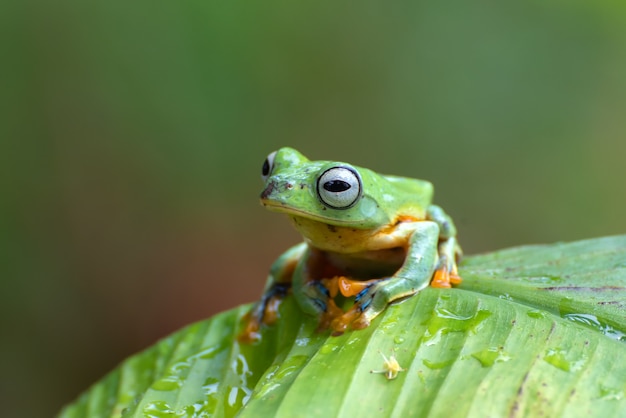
[370, 351, 405, 380]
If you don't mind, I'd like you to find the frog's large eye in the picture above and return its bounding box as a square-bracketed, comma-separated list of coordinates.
[317, 166, 362, 209]
[261, 151, 277, 181]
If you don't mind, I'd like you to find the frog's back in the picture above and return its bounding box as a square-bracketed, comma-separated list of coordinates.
[382, 174, 433, 219]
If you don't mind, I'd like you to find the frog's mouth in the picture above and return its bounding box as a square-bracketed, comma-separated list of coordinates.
[260, 198, 364, 228]
[260, 198, 325, 219]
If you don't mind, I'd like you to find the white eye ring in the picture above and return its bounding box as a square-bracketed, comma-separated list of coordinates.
[317, 166, 362, 209]
[261, 151, 277, 181]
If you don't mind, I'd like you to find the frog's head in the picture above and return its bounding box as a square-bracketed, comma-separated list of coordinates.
[259, 147, 391, 229]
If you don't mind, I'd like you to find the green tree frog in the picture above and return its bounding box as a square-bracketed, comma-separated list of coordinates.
[240, 147, 461, 342]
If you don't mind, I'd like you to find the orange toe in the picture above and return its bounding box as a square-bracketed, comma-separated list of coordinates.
[330, 306, 361, 334]
[318, 298, 345, 332]
[238, 315, 262, 344]
[263, 295, 282, 325]
[338, 277, 379, 297]
[449, 272, 462, 285]
[321, 276, 340, 298]
[431, 269, 452, 288]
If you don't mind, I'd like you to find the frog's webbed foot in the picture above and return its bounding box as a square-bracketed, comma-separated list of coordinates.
[306, 276, 381, 335]
[317, 297, 345, 333]
[328, 277, 389, 335]
[238, 282, 290, 343]
[431, 237, 462, 288]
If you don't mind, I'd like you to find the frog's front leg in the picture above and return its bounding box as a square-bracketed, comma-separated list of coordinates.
[331, 221, 440, 333]
[239, 243, 307, 343]
[427, 205, 463, 288]
[431, 237, 462, 288]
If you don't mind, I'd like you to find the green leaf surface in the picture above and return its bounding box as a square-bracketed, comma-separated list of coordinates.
[58, 236, 626, 418]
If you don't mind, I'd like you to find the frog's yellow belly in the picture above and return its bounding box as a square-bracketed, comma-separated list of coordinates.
[289, 215, 419, 255]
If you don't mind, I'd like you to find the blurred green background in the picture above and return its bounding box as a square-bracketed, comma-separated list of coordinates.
[2, 1, 626, 416]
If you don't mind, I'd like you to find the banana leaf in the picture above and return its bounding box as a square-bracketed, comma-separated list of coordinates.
[58, 235, 626, 418]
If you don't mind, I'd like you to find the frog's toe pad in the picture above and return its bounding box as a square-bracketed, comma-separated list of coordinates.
[338, 277, 380, 297]
[449, 272, 462, 285]
[238, 316, 262, 344]
[317, 298, 345, 332]
[262, 295, 282, 325]
[351, 316, 370, 330]
[329, 307, 361, 334]
[431, 268, 462, 288]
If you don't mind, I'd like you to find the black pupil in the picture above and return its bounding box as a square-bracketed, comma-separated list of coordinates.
[323, 180, 350, 193]
[262, 159, 270, 176]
